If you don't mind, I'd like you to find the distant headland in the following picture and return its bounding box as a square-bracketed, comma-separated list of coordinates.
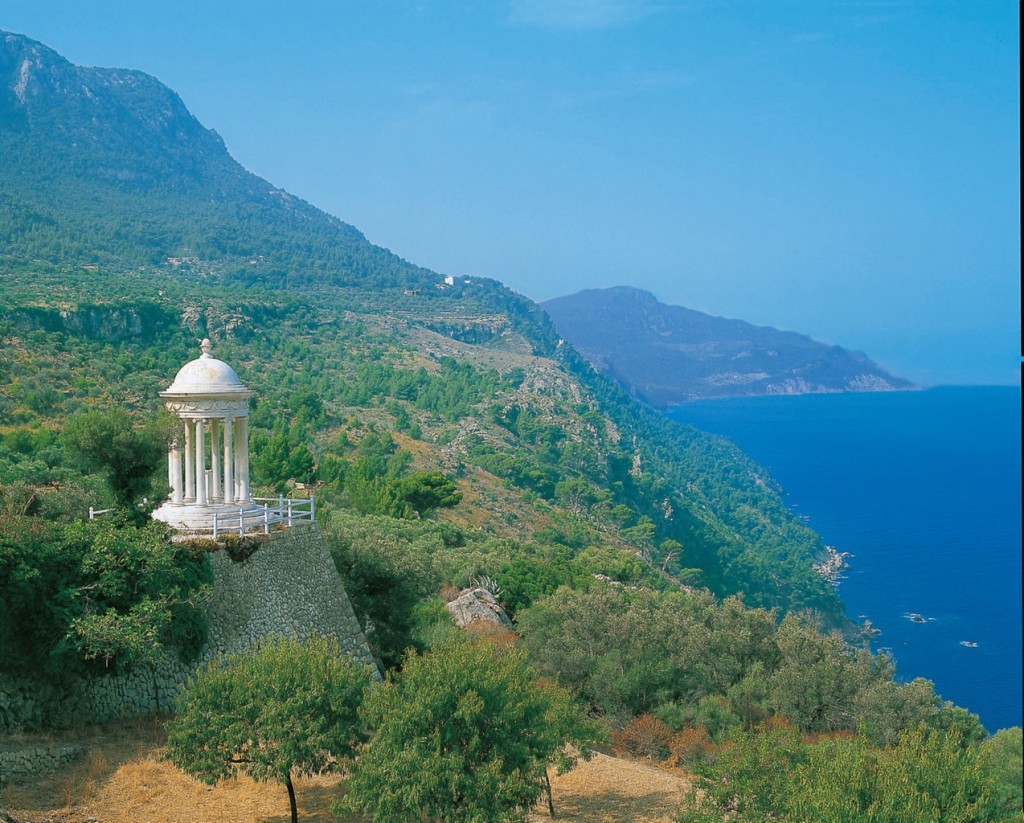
[543, 286, 917, 407]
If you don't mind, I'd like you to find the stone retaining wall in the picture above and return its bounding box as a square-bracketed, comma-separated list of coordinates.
[203, 525, 375, 668]
[0, 744, 84, 783]
[0, 524, 375, 734]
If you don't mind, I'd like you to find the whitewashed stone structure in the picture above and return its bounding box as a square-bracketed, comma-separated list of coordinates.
[151, 338, 263, 531]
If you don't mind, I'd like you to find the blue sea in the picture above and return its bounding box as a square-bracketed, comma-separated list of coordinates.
[668, 386, 1022, 733]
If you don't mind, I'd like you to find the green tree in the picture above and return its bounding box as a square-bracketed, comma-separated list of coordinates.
[324, 513, 439, 669]
[250, 428, 316, 491]
[981, 727, 1023, 816]
[554, 476, 601, 514]
[682, 720, 807, 822]
[0, 515, 209, 678]
[683, 724, 1008, 823]
[61, 407, 169, 523]
[792, 726, 1003, 822]
[344, 634, 601, 822]
[66, 520, 211, 673]
[768, 613, 889, 733]
[392, 470, 462, 516]
[166, 635, 373, 823]
[519, 586, 730, 718]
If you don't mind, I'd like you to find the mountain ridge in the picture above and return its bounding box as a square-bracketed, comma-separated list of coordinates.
[0, 29, 845, 622]
[543, 286, 916, 406]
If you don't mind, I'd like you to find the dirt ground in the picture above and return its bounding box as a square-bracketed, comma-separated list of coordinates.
[529, 750, 694, 823]
[0, 722, 694, 823]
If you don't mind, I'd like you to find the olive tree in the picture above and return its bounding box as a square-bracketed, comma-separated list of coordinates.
[344, 634, 602, 822]
[166, 634, 373, 823]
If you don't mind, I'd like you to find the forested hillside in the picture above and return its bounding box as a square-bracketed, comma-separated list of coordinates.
[3, 31, 1019, 821]
[0, 30, 841, 622]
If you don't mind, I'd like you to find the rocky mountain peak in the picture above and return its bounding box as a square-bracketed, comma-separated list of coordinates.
[1, 29, 230, 190]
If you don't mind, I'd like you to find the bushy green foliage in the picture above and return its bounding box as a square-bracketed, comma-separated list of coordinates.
[392, 470, 463, 516]
[321, 507, 668, 665]
[322, 511, 442, 669]
[343, 635, 602, 822]
[519, 586, 769, 720]
[681, 722, 1018, 823]
[166, 634, 374, 823]
[408, 597, 460, 650]
[61, 407, 170, 522]
[0, 515, 210, 677]
[517, 585, 988, 748]
[493, 546, 585, 616]
[250, 426, 316, 491]
[339, 356, 509, 421]
[981, 727, 1024, 815]
[766, 612, 892, 733]
[319, 431, 458, 518]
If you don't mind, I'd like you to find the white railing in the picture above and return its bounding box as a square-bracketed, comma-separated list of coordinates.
[89, 507, 115, 520]
[212, 495, 315, 539]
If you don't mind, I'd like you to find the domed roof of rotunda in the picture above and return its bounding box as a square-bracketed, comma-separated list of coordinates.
[161, 339, 250, 396]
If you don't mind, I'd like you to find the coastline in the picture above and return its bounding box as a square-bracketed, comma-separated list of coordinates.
[666, 387, 1023, 731]
[661, 384, 923, 410]
[813, 544, 850, 587]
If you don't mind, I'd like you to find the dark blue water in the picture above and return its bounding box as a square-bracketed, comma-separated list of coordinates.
[668, 386, 1022, 733]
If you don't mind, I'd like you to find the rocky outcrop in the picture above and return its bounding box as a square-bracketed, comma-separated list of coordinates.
[446, 588, 511, 629]
[4, 304, 175, 342]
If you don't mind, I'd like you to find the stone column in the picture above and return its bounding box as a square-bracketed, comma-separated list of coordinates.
[195, 418, 207, 506]
[233, 418, 242, 501]
[170, 434, 184, 505]
[223, 416, 234, 505]
[167, 442, 174, 498]
[210, 419, 221, 501]
[184, 419, 195, 502]
[236, 416, 250, 502]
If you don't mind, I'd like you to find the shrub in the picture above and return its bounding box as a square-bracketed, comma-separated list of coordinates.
[671, 727, 717, 768]
[344, 635, 601, 822]
[614, 713, 675, 760]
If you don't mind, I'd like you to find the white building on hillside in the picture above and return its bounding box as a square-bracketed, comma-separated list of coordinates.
[151, 338, 262, 532]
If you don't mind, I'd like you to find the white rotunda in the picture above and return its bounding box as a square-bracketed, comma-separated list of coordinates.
[151, 338, 261, 532]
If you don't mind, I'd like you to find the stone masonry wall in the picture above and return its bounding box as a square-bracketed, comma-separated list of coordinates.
[0, 524, 376, 735]
[203, 525, 375, 668]
[0, 743, 85, 782]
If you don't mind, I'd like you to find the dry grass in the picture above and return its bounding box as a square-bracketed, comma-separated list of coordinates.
[2, 722, 694, 823]
[88, 760, 342, 823]
[0, 720, 344, 823]
[529, 750, 693, 823]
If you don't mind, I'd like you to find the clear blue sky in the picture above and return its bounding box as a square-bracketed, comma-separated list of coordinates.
[3, 1, 1019, 385]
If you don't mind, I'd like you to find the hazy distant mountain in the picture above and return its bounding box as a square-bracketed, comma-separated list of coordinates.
[543, 287, 915, 406]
